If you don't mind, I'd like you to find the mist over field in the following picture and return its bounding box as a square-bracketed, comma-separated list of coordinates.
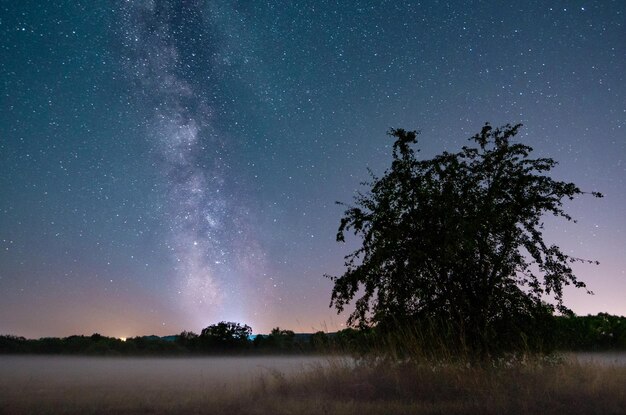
[568, 352, 626, 366]
[0, 355, 344, 413]
[1, 354, 625, 414]
[0, 355, 337, 389]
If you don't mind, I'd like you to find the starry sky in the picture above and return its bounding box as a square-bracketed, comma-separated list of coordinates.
[1, 1, 624, 338]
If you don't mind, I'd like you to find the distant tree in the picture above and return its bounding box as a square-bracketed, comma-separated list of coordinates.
[333, 327, 375, 354]
[252, 334, 266, 348]
[266, 327, 296, 350]
[555, 313, 626, 350]
[64, 335, 92, 354]
[176, 330, 199, 351]
[327, 123, 602, 354]
[310, 331, 329, 350]
[178, 330, 199, 340]
[0, 335, 28, 353]
[200, 322, 252, 350]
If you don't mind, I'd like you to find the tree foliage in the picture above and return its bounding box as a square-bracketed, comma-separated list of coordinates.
[253, 327, 297, 350]
[327, 123, 602, 352]
[200, 321, 252, 349]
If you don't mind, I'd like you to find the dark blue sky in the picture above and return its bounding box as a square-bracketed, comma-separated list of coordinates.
[1, 1, 624, 338]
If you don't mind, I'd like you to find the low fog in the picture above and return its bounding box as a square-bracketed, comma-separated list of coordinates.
[0, 355, 342, 410]
[1, 355, 339, 386]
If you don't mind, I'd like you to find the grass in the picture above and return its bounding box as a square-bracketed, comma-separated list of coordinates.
[250, 357, 626, 415]
[2, 355, 625, 414]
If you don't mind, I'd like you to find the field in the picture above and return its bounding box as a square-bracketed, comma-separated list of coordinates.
[1, 354, 625, 414]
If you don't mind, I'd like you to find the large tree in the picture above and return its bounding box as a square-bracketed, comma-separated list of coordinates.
[327, 123, 602, 352]
[200, 321, 251, 350]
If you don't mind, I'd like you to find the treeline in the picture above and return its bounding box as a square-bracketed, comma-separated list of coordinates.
[1, 314, 625, 355]
[554, 313, 626, 350]
[0, 323, 340, 356]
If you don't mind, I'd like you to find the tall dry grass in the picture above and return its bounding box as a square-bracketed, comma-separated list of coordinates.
[247, 356, 626, 415]
[2, 354, 625, 415]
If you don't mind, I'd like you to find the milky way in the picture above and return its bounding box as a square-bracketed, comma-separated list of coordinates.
[1, 1, 624, 337]
[118, 1, 272, 323]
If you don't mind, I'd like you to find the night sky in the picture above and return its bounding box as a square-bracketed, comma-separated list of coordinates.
[1, 1, 624, 338]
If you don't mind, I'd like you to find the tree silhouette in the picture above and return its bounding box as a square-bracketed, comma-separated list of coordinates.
[200, 321, 251, 350]
[327, 123, 602, 354]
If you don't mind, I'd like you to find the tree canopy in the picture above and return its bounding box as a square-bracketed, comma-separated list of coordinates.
[200, 321, 252, 349]
[327, 123, 602, 353]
